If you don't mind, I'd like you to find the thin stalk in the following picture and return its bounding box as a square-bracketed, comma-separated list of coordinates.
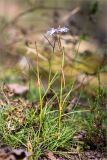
[42, 71, 58, 101]
[58, 75, 63, 134]
[57, 35, 65, 135]
[35, 43, 43, 139]
[48, 60, 52, 88]
[97, 70, 101, 99]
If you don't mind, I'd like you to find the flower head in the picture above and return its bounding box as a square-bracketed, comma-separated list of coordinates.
[46, 26, 69, 36]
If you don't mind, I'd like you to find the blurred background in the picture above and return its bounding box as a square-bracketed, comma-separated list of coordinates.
[0, 0, 107, 93]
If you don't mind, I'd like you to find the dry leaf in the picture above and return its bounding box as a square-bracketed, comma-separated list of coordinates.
[7, 83, 28, 95]
[46, 151, 57, 160]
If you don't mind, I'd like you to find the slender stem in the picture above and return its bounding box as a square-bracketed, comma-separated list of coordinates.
[58, 75, 63, 134]
[57, 35, 65, 135]
[35, 43, 43, 139]
[97, 70, 101, 100]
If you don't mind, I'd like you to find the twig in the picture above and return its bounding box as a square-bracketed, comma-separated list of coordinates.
[60, 7, 80, 24]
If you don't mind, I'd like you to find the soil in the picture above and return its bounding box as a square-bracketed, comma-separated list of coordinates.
[40, 150, 107, 160]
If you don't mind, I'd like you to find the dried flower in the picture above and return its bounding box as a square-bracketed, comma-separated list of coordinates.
[46, 26, 69, 36]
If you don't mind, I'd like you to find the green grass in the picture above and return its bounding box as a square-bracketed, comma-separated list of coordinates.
[0, 104, 81, 158]
[0, 61, 106, 159]
[0, 33, 107, 160]
[0, 91, 106, 159]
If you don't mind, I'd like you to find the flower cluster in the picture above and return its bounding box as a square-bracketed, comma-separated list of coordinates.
[46, 26, 69, 36]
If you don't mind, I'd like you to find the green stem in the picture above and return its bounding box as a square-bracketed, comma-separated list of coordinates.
[57, 35, 65, 135]
[35, 43, 43, 140]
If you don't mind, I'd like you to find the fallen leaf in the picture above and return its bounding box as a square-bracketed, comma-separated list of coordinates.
[7, 83, 28, 95]
[46, 151, 57, 160]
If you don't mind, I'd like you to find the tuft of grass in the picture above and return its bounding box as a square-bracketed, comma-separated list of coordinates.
[0, 96, 106, 159]
[0, 32, 106, 160]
